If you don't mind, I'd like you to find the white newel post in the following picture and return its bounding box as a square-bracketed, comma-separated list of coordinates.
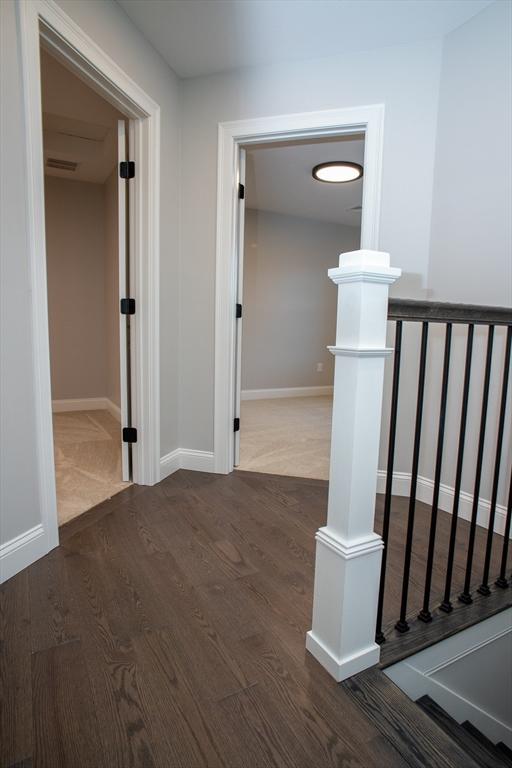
[306, 249, 401, 682]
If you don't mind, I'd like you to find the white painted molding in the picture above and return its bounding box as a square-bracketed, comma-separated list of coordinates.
[306, 631, 381, 683]
[385, 610, 512, 747]
[0, 525, 47, 584]
[160, 449, 215, 480]
[15, 0, 162, 580]
[241, 385, 333, 400]
[328, 346, 393, 357]
[52, 397, 121, 422]
[308, 249, 401, 682]
[376, 470, 510, 537]
[315, 527, 383, 560]
[214, 104, 385, 474]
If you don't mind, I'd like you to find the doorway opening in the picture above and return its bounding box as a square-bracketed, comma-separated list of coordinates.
[234, 135, 364, 479]
[213, 105, 384, 475]
[40, 46, 132, 525]
[18, 0, 161, 560]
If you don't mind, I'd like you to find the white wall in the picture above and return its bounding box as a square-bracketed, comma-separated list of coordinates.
[180, 38, 443, 451]
[0, 0, 180, 553]
[420, 0, 512, 508]
[242, 209, 360, 390]
[429, 0, 512, 306]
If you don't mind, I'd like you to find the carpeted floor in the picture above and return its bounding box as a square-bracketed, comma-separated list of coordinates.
[238, 395, 333, 479]
[52, 409, 130, 525]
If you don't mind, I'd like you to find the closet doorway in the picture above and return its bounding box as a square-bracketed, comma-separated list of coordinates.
[41, 47, 132, 524]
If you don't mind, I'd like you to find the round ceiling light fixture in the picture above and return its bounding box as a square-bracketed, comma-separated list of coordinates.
[312, 161, 363, 184]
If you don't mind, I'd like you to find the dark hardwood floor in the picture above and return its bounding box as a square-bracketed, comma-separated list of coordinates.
[1, 469, 508, 768]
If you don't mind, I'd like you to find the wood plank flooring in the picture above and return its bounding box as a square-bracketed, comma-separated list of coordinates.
[1, 469, 508, 768]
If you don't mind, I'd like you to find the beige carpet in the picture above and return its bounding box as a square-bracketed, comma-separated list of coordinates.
[52, 409, 131, 525]
[238, 395, 333, 480]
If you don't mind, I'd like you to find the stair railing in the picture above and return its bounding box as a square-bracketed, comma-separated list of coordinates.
[376, 299, 512, 643]
[307, 248, 511, 682]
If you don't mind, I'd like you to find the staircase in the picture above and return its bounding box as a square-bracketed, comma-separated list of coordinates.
[417, 695, 512, 768]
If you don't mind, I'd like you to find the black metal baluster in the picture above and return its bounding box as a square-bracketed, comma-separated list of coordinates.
[376, 321, 403, 644]
[478, 326, 512, 595]
[496, 471, 512, 588]
[418, 323, 452, 622]
[440, 324, 474, 612]
[395, 321, 429, 633]
[459, 325, 495, 604]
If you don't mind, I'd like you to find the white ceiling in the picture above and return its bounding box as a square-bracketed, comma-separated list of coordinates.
[246, 135, 364, 227]
[117, 0, 492, 79]
[40, 48, 123, 183]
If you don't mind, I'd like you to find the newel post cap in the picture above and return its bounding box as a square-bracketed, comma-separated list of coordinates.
[328, 249, 401, 285]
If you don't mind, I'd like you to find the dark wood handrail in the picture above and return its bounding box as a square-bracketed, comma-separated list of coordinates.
[388, 298, 512, 326]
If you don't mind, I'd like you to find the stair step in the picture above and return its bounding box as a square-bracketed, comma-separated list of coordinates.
[417, 696, 510, 768]
[497, 741, 512, 766]
[344, 671, 481, 768]
[462, 721, 512, 765]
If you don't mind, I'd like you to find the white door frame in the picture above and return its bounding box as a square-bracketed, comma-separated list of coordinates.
[213, 104, 385, 474]
[17, 0, 161, 553]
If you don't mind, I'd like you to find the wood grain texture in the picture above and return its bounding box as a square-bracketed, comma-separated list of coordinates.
[1, 468, 508, 768]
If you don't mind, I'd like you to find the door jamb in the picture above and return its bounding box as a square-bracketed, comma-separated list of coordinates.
[213, 105, 385, 474]
[17, 0, 161, 555]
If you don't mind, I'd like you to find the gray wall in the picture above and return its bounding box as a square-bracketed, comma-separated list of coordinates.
[180, 37, 442, 451]
[0, 0, 41, 543]
[45, 172, 120, 407]
[242, 209, 360, 390]
[45, 177, 107, 400]
[104, 168, 121, 408]
[0, 0, 180, 548]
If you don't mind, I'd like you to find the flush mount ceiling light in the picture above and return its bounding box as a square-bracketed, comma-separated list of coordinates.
[312, 161, 363, 183]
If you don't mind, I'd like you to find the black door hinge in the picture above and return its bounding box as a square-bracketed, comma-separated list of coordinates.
[120, 298, 136, 315]
[233, 417, 240, 432]
[238, 183, 245, 200]
[236, 303, 242, 318]
[123, 427, 137, 443]
[120, 160, 135, 179]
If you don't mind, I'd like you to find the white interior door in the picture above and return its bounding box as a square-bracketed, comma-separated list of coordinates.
[118, 119, 130, 481]
[233, 148, 246, 466]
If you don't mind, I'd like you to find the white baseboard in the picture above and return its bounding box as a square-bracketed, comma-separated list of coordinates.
[241, 385, 333, 401]
[52, 397, 121, 422]
[160, 449, 215, 480]
[0, 524, 47, 584]
[376, 470, 509, 537]
[105, 399, 121, 422]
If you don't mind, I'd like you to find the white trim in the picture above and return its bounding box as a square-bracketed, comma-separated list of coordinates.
[16, 0, 161, 577]
[306, 631, 381, 683]
[160, 449, 182, 479]
[160, 449, 215, 480]
[52, 398, 122, 421]
[214, 105, 385, 474]
[0, 525, 47, 584]
[376, 470, 510, 536]
[328, 346, 393, 357]
[315, 527, 384, 560]
[241, 385, 333, 400]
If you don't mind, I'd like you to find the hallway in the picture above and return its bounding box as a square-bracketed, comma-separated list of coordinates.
[2, 469, 506, 768]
